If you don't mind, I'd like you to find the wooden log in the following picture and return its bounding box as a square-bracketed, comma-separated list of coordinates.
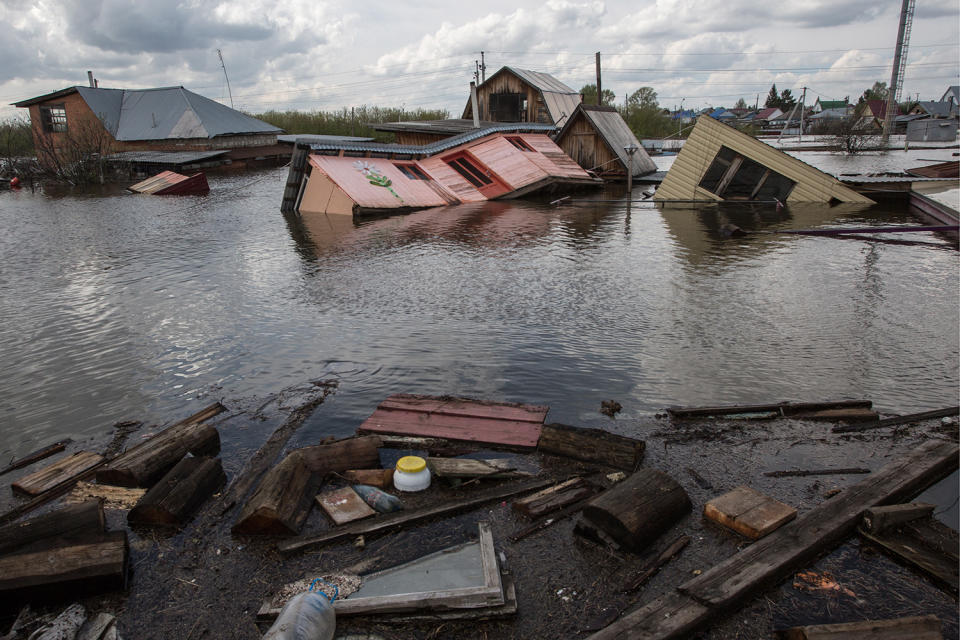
[298, 436, 382, 473]
[232, 451, 319, 535]
[128, 456, 226, 527]
[581, 468, 691, 553]
[0, 440, 69, 476]
[0, 531, 128, 602]
[428, 457, 529, 480]
[584, 439, 958, 639]
[509, 495, 596, 542]
[704, 486, 797, 539]
[775, 614, 942, 639]
[623, 535, 690, 592]
[833, 406, 959, 433]
[862, 502, 935, 533]
[0, 501, 105, 556]
[12, 452, 104, 496]
[667, 400, 871, 419]
[512, 478, 596, 518]
[96, 423, 219, 488]
[538, 423, 645, 470]
[764, 468, 870, 478]
[279, 478, 553, 554]
[344, 468, 394, 489]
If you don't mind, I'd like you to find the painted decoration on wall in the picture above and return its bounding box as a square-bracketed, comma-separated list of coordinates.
[353, 161, 403, 202]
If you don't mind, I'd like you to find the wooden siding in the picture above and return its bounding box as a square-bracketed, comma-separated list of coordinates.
[308, 155, 459, 210]
[468, 73, 547, 124]
[394, 131, 453, 146]
[300, 169, 356, 216]
[655, 116, 874, 203]
[558, 114, 608, 173]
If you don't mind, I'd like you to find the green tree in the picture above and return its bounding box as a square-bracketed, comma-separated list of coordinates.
[859, 81, 889, 103]
[764, 84, 780, 108]
[579, 84, 616, 106]
[779, 88, 797, 111]
[621, 87, 673, 138]
[734, 97, 748, 110]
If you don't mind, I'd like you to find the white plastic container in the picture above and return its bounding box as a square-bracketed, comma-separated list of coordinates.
[393, 455, 431, 492]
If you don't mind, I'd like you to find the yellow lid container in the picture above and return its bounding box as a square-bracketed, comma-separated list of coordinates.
[396, 455, 426, 473]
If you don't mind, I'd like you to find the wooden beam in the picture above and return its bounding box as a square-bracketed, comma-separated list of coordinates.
[96, 424, 219, 488]
[0, 441, 69, 476]
[862, 503, 935, 533]
[0, 501, 104, 556]
[279, 478, 553, 554]
[128, 456, 226, 527]
[298, 436, 382, 474]
[233, 451, 319, 536]
[538, 423, 645, 470]
[512, 477, 596, 518]
[833, 406, 959, 433]
[775, 615, 942, 639]
[12, 452, 103, 496]
[585, 439, 958, 639]
[667, 400, 871, 419]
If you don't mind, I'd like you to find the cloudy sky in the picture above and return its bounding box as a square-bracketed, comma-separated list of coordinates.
[1, 0, 957, 120]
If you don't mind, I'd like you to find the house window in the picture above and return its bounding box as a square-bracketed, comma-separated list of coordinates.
[446, 155, 493, 189]
[490, 93, 526, 122]
[699, 146, 795, 201]
[39, 104, 68, 133]
[506, 136, 534, 152]
[394, 163, 429, 180]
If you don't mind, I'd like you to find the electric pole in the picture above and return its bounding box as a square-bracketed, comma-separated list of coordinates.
[480, 51, 486, 83]
[882, 0, 915, 145]
[217, 49, 234, 109]
[595, 52, 602, 105]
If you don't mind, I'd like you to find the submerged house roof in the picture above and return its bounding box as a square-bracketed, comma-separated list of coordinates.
[913, 101, 959, 118]
[654, 115, 874, 204]
[554, 104, 657, 177]
[941, 86, 960, 104]
[15, 86, 281, 140]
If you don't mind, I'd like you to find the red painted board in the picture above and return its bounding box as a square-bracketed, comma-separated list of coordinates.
[378, 394, 548, 424]
[359, 408, 543, 449]
[155, 172, 209, 195]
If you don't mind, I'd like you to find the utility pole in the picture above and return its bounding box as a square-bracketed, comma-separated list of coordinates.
[217, 49, 234, 109]
[474, 60, 480, 85]
[799, 86, 806, 143]
[882, 0, 915, 146]
[480, 51, 486, 83]
[595, 52, 602, 105]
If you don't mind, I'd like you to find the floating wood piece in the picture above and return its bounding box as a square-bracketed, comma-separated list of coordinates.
[12, 452, 104, 496]
[316, 487, 376, 525]
[0, 441, 69, 476]
[584, 439, 958, 640]
[96, 423, 219, 488]
[128, 170, 210, 195]
[128, 456, 226, 527]
[428, 457, 529, 480]
[344, 469, 394, 489]
[0, 531, 128, 602]
[358, 394, 546, 449]
[299, 435, 382, 474]
[790, 408, 879, 423]
[581, 468, 691, 553]
[833, 406, 959, 433]
[65, 482, 146, 510]
[775, 614, 942, 640]
[512, 477, 596, 518]
[279, 478, 553, 554]
[622, 535, 690, 592]
[862, 503, 936, 533]
[233, 451, 319, 536]
[538, 423, 645, 470]
[859, 517, 959, 591]
[667, 400, 872, 419]
[704, 486, 797, 540]
[0, 501, 105, 556]
[764, 468, 870, 478]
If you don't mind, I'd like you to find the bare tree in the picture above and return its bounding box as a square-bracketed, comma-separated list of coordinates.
[818, 118, 880, 154]
[32, 111, 116, 184]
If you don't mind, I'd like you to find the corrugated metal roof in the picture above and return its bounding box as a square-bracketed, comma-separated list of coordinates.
[838, 175, 955, 184]
[561, 105, 657, 176]
[105, 150, 229, 164]
[306, 123, 556, 157]
[542, 92, 583, 127]
[372, 119, 553, 135]
[277, 134, 374, 144]
[502, 68, 577, 95]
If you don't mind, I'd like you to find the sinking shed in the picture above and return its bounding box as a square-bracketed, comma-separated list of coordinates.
[554, 104, 657, 179]
[655, 116, 874, 204]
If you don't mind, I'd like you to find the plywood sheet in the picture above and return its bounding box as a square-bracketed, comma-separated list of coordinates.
[316, 487, 376, 525]
[704, 485, 796, 539]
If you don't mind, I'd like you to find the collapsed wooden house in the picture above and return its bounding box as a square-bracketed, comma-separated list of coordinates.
[282, 127, 602, 217]
[554, 104, 657, 180]
[654, 116, 874, 204]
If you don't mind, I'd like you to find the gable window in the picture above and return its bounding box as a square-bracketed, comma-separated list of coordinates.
[39, 104, 68, 133]
[699, 146, 795, 201]
[506, 136, 534, 152]
[446, 155, 493, 189]
[490, 93, 527, 122]
[394, 163, 429, 180]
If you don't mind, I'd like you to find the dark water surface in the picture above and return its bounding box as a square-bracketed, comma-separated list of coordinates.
[0, 155, 957, 462]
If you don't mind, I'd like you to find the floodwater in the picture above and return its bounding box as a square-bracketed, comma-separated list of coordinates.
[0, 149, 957, 463]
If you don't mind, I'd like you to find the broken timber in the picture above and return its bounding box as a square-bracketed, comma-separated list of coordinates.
[704, 486, 797, 539]
[0, 440, 69, 476]
[667, 400, 872, 420]
[344, 468, 395, 488]
[512, 477, 596, 518]
[428, 457, 529, 480]
[128, 456, 226, 527]
[233, 450, 320, 535]
[0, 501, 105, 556]
[622, 535, 690, 592]
[585, 439, 958, 639]
[775, 614, 943, 640]
[279, 478, 553, 554]
[12, 452, 104, 496]
[833, 406, 959, 433]
[538, 423, 644, 470]
[862, 502, 935, 533]
[859, 516, 959, 591]
[299, 435, 382, 473]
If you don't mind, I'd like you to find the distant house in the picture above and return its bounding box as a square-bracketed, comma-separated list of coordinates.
[554, 104, 657, 180]
[941, 85, 960, 105]
[655, 115, 873, 204]
[754, 108, 783, 124]
[857, 100, 900, 130]
[14, 84, 282, 169]
[811, 98, 849, 114]
[462, 67, 582, 126]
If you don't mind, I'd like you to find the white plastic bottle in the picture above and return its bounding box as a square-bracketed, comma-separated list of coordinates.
[262, 581, 337, 640]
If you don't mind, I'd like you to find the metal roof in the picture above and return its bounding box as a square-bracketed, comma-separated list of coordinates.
[837, 175, 956, 184]
[557, 105, 657, 176]
[500, 67, 577, 95]
[478, 67, 581, 125]
[277, 134, 374, 144]
[104, 150, 229, 164]
[372, 119, 550, 135]
[305, 123, 556, 157]
[915, 101, 958, 118]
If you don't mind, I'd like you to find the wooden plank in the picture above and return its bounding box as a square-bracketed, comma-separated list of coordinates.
[538, 423, 645, 470]
[859, 519, 959, 590]
[359, 408, 542, 449]
[12, 452, 104, 496]
[775, 614, 942, 639]
[789, 407, 878, 422]
[378, 394, 548, 424]
[764, 468, 870, 478]
[316, 487, 376, 525]
[667, 400, 871, 419]
[833, 406, 959, 433]
[585, 439, 958, 639]
[128, 456, 226, 527]
[427, 457, 529, 480]
[704, 486, 797, 539]
[0, 441, 69, 476]
[862, 503, 936, 533]
[512, 478, 596, 518]
[279, 478, 553, 554]
[65, 482, 146, 510]
[233, 451, 320, 536]
[344, 469, 394, 489]
[298, 436, 382, 474]
[0, 501, 105, 556]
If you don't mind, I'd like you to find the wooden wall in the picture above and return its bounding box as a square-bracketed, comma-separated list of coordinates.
[471, 74, 549, 124]
[556, 114, 620, 176]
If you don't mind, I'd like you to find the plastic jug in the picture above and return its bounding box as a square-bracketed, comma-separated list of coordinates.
[262, 580, 337, 640]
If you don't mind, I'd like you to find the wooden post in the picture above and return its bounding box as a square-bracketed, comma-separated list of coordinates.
[232, 451, 319, 535]
[128, 457, 226, 527]
[581, 468, 691, 552]
[0, 501, 105, 556]
[595, 52, 602, 105]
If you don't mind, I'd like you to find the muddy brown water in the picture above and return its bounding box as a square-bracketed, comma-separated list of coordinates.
[0, 148, 957, 638]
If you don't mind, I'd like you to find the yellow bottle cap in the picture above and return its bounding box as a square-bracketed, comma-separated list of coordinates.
[396, 455, 426, 473]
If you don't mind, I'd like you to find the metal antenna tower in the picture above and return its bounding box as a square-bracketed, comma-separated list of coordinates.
[881, 0, 915, 144]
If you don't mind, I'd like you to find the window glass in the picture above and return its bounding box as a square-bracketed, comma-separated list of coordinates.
[40, 105, 68, 133]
